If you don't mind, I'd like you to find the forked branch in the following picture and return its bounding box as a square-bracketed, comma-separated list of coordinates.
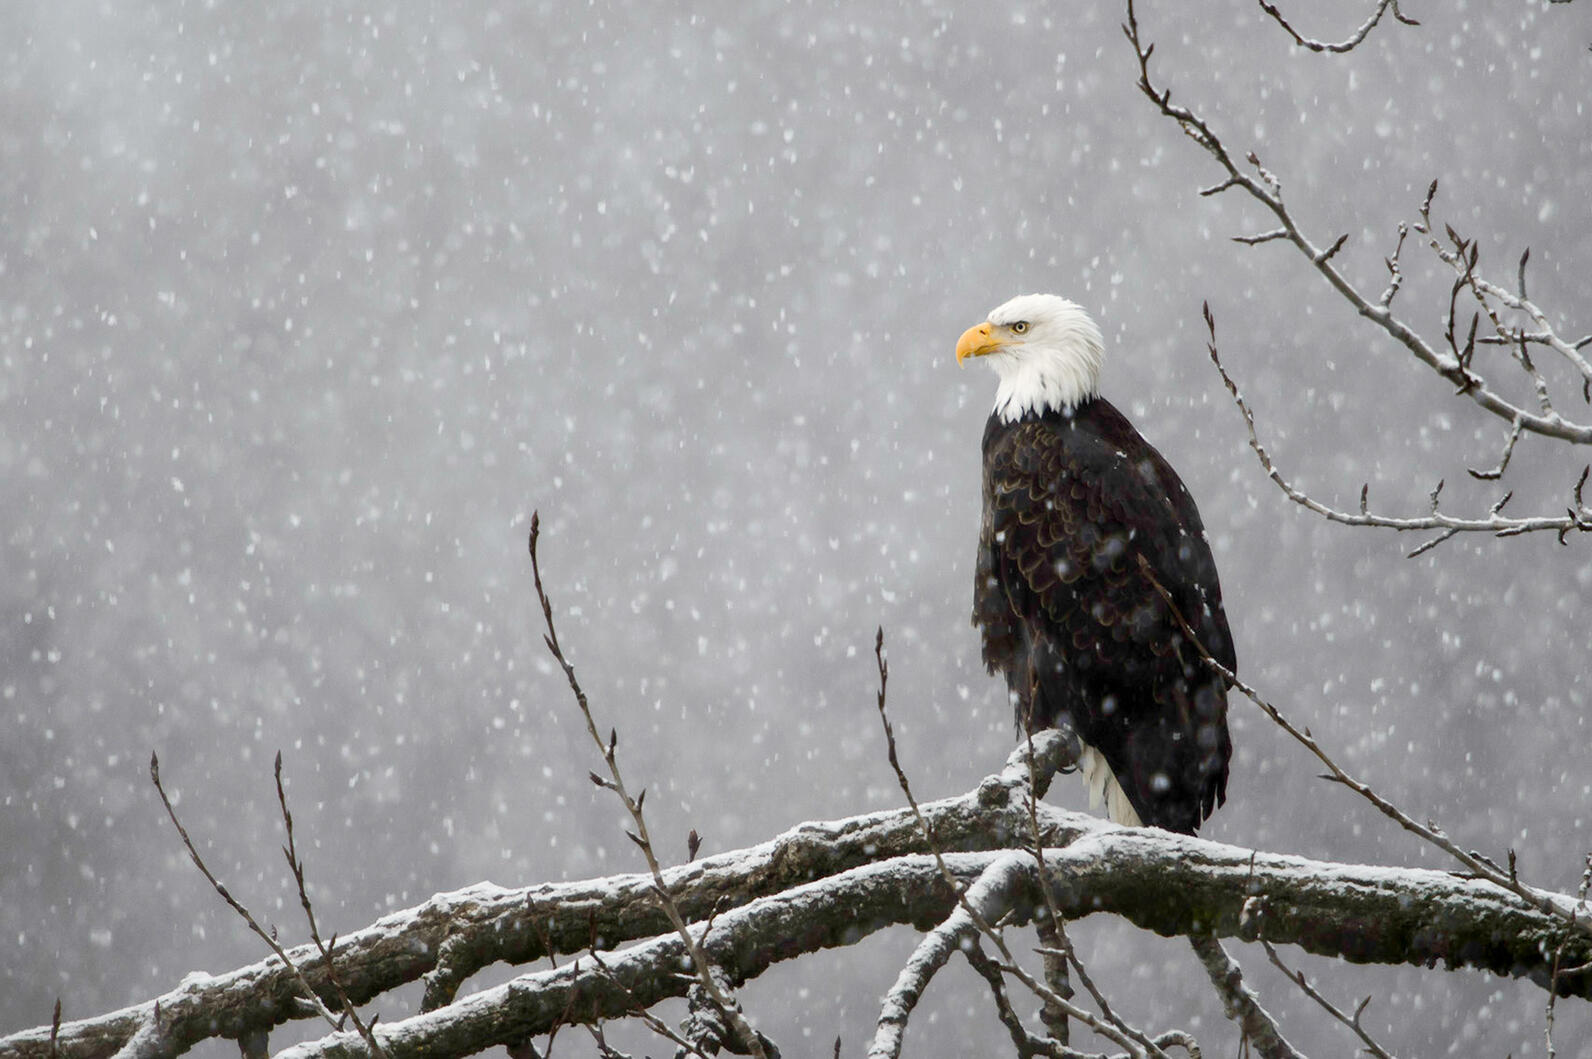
[528, 512, 770, 1059]
[1199, 303, 1592, 553]
[1123, 0, 1592, 447]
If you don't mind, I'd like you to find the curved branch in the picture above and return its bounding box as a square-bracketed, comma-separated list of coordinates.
[1122, 0, 1592, 446]
[1258, 0, 1419, 54]
[868, 853, 1030, 1059]
[1201, 304, 1592, 551]
[7, 823, 1590, 1059]
[1187, 936, 1302, 1059]
[251, 838, 1592, 1059]
[0, 741, 1084, 1059]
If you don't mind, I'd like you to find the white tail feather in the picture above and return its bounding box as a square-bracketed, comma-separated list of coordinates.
[1077, 744, 1143, 828]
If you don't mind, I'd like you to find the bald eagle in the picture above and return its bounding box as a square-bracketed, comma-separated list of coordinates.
[957, 294, 1234, 835]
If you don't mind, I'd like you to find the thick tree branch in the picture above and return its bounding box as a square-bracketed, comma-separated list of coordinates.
[6, 815, 1590, 1059]
[1, 739, 1083, 1059]
[1188, 935, 1303, 1059]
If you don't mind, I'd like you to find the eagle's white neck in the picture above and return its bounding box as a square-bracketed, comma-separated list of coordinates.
[990, 342, 1102, 422]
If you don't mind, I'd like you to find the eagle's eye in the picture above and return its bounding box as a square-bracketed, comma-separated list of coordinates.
[1010, 321, 1029, 334]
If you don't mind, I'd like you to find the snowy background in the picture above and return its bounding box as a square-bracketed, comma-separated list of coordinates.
[4, 0, 1590, 1054]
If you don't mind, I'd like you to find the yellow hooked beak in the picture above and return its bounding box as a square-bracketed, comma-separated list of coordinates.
[955, 321, 1010, 364]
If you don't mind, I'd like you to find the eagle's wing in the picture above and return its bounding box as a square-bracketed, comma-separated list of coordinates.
[975, 406, 1232, 832]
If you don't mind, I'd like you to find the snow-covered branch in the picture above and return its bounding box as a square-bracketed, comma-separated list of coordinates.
[6, 783, 1588, 1059]
[1257, 0, 1419, 54]
[0, 737, 1081, 1059]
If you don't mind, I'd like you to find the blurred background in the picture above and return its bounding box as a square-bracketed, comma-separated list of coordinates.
[3, 0, 1589, 1054]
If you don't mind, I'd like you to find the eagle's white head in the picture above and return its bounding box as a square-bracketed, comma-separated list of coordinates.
[955, 293, 1105, 422]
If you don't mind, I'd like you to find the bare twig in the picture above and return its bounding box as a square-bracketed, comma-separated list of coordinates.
[1188, 936, 1303, 1059]
[1201, 303, 1592, 552]
[1032, 922, 1073, 1047]
[150, 753, 360, 1043]
[962, 943, 1062, 1058]
[1262, 942, 1397, 1059]
[1123, 0, 1592, 446]
[1544, 854, 1592, 1059]
[868, 628, 1189, 1059]
[1258, 0, 1418, 53]
[274, 754, 386, 1058]
[1136, 554, 1590, 936]
[578, 949, 713, 1059]
[1020, 724, 1080, 1046]
[1428, 222, 1592, 389]
[528, 512, 768, 1059]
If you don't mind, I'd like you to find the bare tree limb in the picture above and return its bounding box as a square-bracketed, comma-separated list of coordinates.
[1122, 0, 1592, 446]
[1137, 553, 1591, 937]
[1261, 942, 1397, 1059]
[1257, 0, 1418, 54]
[529, 513, 768, 1059]
[1200, 302, 1592, 551]
[1187, 936, 1303, 1059]
[7, 816, 1591, 1059]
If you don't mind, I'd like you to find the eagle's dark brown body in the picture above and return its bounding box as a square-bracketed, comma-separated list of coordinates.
[974, 397, 1234, 834]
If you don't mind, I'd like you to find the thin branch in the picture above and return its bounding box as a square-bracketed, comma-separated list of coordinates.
[577, 950, 713, 1059]
[149, 753, 352, 1040]
[1122, 0, 1592, 445]
[1233, 228, 1289, 247]
[1135, 554, 1590, 935]
[868, 629, 1184, 1059]
[1545, 854, 1592, 1059]
[1379, 222, 1409, 308]
[1258, 0, 1418, 53]
[1429, 225, 1592, 388]
[1201, 302, 1592, 552]
[274, 754, 386, 1058]
[1021, 725, 1082, 1046]
[962, 943, 1063, 1058]
[528, 513, 768, 1059]
[1262, 942, 1397, 1059]
[1468, 417, 1524, 481]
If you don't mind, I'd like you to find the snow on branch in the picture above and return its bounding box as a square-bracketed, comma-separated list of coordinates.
[0, 734, 1086, 1059]
[1257, 0, 1419, 54]
[8, 763, 1590, 1059]
[528, 513, 767, 1058]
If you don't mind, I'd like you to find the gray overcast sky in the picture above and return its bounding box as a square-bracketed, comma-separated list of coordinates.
[3, 1, 1590, 1054]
